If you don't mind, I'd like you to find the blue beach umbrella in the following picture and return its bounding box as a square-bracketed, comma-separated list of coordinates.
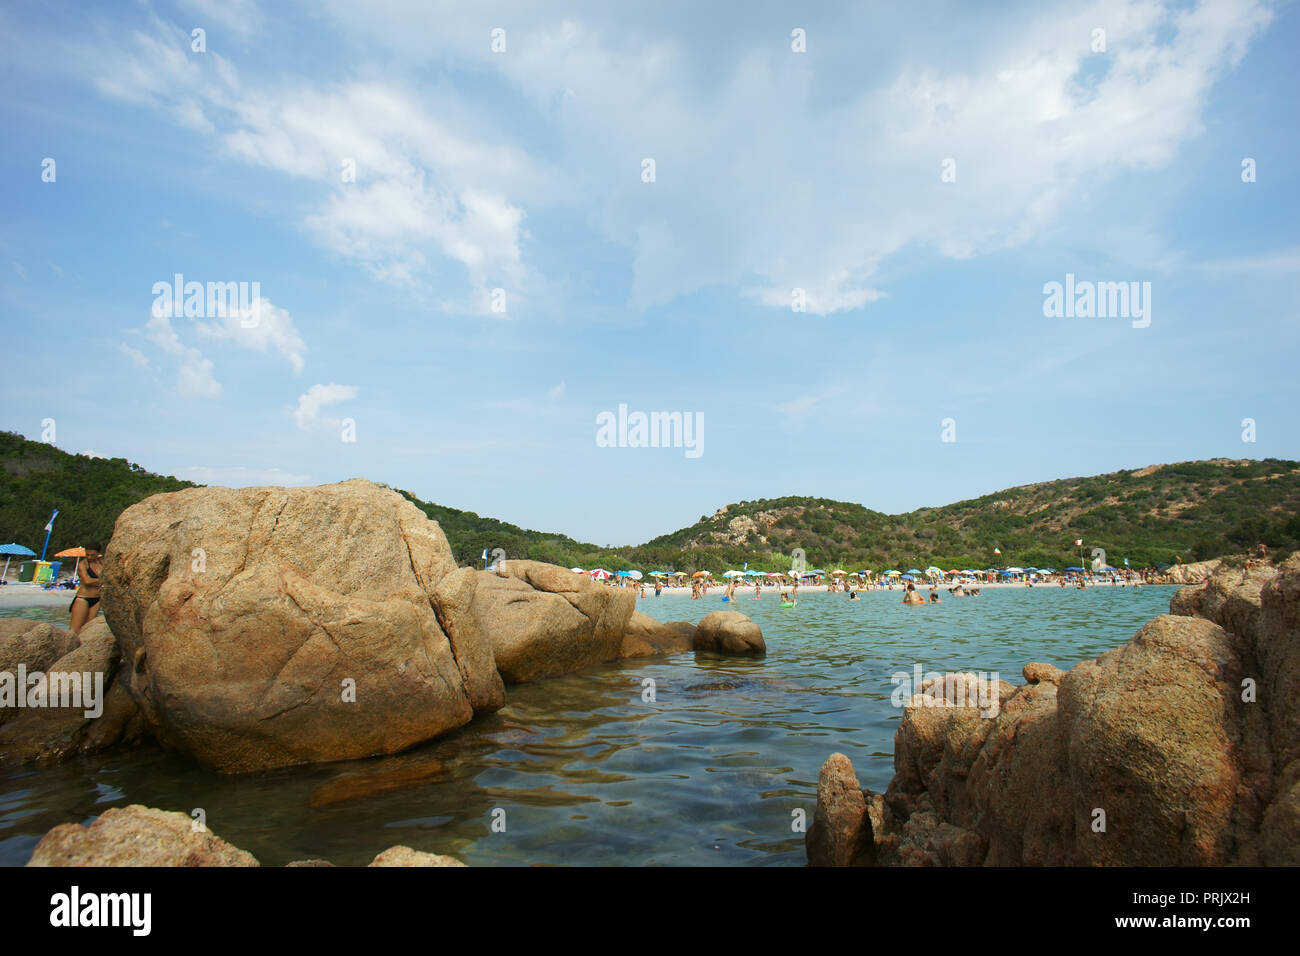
[1, 543, 36, 580]
[900, 574, 915, 581]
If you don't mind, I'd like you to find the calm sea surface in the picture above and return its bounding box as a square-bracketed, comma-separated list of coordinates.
[0, 585, 1175, 866]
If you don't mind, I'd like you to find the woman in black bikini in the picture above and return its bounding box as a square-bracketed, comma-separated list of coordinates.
[70, 542, 104, 634]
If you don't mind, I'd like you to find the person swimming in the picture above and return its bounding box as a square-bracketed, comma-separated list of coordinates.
[902, 582, 925, 605]
[928, 586, 941, 603]
[70, 542, 104, 634]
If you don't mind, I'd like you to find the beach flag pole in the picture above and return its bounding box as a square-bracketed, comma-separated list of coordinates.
[39, 509, 58, 562]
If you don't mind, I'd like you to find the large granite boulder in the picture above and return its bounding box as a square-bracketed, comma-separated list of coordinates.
[101, 479, 504, 773]
[27, 805, 259, 866]
[472, 561, 635, 683]
[693, 610, 765, 656]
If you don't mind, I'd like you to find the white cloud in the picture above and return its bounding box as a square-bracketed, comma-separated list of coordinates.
[195, 296, 306, 373]
[548, 381, 565, 399]
[80, 0, 1275, 317]
[177, 0, 263, 41]
[145, 311, 221, 398]
[293, 382, 358, 430]
[12, 262, 27, 280]
[120, 344, 150, 370]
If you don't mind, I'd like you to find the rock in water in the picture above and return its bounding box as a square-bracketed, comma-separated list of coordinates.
[101, 479, 504, 773]
[826, 556, 1300, 866]
[0, 618, 143, 766]
[27, 805, 259, 866]
[369, 846, 466, 867]
[619, 612, 696, 659]
[472, 560, 635, 683]
[806, 753, 874, 866]
[693, 610, 766, 656]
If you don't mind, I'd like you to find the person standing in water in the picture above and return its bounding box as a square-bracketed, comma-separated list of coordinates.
[69, 542, 104, 634]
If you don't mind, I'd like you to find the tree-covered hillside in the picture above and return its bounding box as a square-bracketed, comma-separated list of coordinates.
[3, 431, 1295, 574]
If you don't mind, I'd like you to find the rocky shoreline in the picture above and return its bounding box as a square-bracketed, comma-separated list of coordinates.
[806, 555, 1300, 865]
[2, 480, 767, 864]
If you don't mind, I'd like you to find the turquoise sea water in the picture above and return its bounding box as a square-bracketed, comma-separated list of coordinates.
[0, 585, 1175, 866]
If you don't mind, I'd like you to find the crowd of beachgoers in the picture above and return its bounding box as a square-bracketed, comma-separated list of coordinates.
[574, 566, 1163, 603]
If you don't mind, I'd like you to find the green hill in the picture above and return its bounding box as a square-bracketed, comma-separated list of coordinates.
[3, 431, 1296, 573]
[0, 431, 196, 557]
[618, 459, 1300, 573]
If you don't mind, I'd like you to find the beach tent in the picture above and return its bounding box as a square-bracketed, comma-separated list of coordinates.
[1, 543, 36, 581]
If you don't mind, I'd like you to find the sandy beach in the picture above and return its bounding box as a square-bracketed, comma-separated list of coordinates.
[0, 584, 76, 610]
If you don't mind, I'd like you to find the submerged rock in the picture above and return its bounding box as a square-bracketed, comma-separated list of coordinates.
[102, 479, 504, 773]
[26, 805, 259, 867]
[369, 846, 466, 867]
[693, 611, 765, 656]
[809, 556, 1300, 866]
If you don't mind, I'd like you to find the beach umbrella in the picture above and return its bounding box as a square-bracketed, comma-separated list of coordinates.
[831, 569, 847, 575]
[884, 569, 900, 576]
[590, 569, 612, 580]
[1, 542, 36, 581]
[691, 571, 710, 578]
[1005, 567, 1024, 573]
[900, 574, 915, 581]
[649, 571, 666, 577]
[1065, 566, 1084, 572]
[54, 546, 88, 582]
[627, 570, 643, 580]
[906, 569, 922, 575]
[925, 566, 942, 574]
[570, 567, 585, 573]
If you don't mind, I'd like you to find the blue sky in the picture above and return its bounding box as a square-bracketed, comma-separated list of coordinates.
[2, 0, 1297, 545]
